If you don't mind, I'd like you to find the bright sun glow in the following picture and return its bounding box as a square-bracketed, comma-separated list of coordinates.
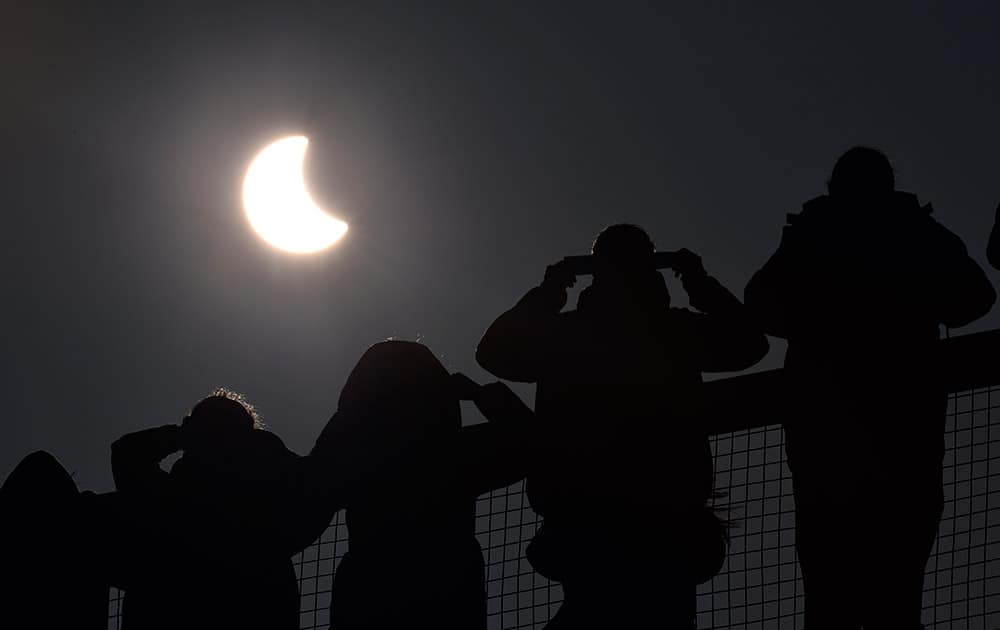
[242, 136, 348, 253]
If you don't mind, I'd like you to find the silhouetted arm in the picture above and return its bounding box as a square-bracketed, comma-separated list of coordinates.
[456, 423, 535, 496]
[682, 270, 769, 371]
[248, 431, 338, 556]
[111, 425, 182, 494]
[926, 219, 996, 328]
[880, 212, 998, 328]
[455, 382, 538, 496]
[988, 203, 1000, 271]
[743, 224, 812, 340]
[476, 276, 570, 382]
[307, 409, 413, 514]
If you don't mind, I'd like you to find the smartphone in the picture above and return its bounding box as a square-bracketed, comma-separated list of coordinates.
[559, 251, 681, 275]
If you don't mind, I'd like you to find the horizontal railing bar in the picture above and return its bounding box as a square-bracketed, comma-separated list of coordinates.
[704, 329, 1000, 434]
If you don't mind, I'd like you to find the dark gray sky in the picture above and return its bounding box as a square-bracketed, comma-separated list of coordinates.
[3, 1, 999, 491]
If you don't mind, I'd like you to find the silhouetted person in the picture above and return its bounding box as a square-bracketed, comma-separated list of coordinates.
[111, 390, 311, 630]
[987, 203, 1000, 270]
[477, 224, 768, 629]
[0, 451, 108, 629]
[745, 147, 996, 629]
[310, 340, 535, 630]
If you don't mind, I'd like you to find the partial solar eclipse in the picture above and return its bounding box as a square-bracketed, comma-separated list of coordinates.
[242, 136, 348, 253]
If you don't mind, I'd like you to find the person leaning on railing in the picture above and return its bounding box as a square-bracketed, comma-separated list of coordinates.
[744, 146, 996, 630]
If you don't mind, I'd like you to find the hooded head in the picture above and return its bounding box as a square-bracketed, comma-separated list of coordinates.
[827, 146, 895, 203]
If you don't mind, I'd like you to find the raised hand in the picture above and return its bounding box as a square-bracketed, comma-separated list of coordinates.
[448, 372, 482, 401]
[473, 381, 533, 425]
[669, 248, 707, 278]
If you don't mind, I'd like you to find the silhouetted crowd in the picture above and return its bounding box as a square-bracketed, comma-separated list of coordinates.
[2, 147, 998, 629]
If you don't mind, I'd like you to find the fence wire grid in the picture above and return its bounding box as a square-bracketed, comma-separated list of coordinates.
[108, 385, 1000, 629]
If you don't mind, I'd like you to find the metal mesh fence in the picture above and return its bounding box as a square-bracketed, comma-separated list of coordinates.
[107, 385, 1000, 629]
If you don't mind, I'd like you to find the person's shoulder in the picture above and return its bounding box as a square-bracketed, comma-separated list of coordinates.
[255, 429, 290, 448]
[667, 306, 702, 324]
[792, 195, 831, 224]
[892, 190, 922, 209]
[799, 194, 830, 214]
[778, 195, 830, 242]
[555, 305, 591, 330]
[895, 192, 965, 245]
[922, 216, 969, 255]
[251, 429, 297, 458]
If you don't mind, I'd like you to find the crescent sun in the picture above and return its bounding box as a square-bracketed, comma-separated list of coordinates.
[242, 136, 348, 253]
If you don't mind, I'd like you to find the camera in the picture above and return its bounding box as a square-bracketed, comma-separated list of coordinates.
[558, 251, 682, 275]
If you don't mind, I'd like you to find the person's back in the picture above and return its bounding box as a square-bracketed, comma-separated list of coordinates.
[478, 224, 767, 628]
[526, 276, 713, 523]
[744, 147, 996, 629]
[112, 391, 304, 630]
[746, 149, 995, 483]
[0, 451, 109, 630]
[311, 341, 535, 630]
[330, 478, 484, 630]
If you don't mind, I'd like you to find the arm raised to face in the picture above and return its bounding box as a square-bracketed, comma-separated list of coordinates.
[111, 424, 183, 494]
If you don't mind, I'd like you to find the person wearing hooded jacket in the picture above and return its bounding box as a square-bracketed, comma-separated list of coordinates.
[744, 146, 996, 629]
[476, 224, 768, 629]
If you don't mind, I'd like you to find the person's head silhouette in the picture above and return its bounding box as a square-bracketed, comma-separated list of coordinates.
[181, 390, 258, 450]
[340, 340, 451, 406]
[827, 146, 895, 202]
[336, 340, 461, 445]
[585, 223, 669, 310]
[591, 223, 655, 274]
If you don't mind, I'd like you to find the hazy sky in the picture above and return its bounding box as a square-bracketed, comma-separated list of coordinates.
[3, 1, 999, 491]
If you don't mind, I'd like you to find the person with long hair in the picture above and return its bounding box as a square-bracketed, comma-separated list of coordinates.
[311, 340, 535, 629]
